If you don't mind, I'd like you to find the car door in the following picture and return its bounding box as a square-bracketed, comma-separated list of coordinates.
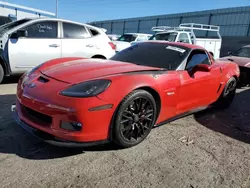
[177, 49, 221, 114]
[8, 20, 61, 72]
[61, 22, 96, 58]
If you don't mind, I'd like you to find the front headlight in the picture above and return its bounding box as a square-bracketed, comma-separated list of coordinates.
[60, 79, 111, 98]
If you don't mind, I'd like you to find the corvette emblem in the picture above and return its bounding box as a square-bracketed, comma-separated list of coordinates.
[27, 83, 36, 88]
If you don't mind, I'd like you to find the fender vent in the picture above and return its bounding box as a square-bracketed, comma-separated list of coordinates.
[38, 76, 49, 83]
[217, 83, 222, 93]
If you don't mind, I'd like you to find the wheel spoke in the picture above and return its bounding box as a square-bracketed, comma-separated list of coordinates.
[122, 114, 133, 121]
[121, 119, 130, 124]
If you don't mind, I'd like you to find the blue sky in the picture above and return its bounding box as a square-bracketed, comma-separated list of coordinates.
[3, 0, 250, 23]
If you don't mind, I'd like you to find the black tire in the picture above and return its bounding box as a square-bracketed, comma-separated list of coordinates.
[213, 77, 237, 109]
[113, 90, 157, 148]
[0, 64, 4, 84]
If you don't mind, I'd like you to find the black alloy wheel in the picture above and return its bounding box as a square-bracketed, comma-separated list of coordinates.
[113, 90, 157, 148]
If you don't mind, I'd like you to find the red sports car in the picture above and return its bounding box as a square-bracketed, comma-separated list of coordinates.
[12, 41, 240, 148]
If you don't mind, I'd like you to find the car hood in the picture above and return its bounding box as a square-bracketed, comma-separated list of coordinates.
[41, 58, 161, 84]
[113, 41, 132, 51]
[219, 56, 250, 67]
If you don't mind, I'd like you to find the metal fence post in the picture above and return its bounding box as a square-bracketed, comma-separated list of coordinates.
[246, 12, 250, 36]
[137, 20, 141, 32]
[111, 22, 113, 34]
[179, 16, 183, 24]
[156, 18, 159, 26]
[123, 21, 126, 34]
[206, 13, 212, 36]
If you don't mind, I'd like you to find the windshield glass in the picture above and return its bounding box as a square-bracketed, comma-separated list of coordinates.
[110, 42, 190, 70]
[0, 18, 31, 34]
[117, 34, 137, 42]
[149, 32, 178, 42]
[232, 47, 250, 58]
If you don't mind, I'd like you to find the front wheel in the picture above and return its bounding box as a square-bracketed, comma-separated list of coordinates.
[213, 77, 237, 109]
[0, 64, 4, 84]
[113, 90, 157, 148]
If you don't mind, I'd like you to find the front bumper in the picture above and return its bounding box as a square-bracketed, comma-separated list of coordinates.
[11, 104, 109, 147]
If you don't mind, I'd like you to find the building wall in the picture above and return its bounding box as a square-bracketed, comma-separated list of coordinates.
[90, 6, 250, 37]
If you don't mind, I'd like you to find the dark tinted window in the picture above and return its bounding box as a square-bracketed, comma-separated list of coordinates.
[0, 18, 31, 35]
[178, 33, 189, 43]
[154, 32, 178, 42]
[0, 16, 12, 26]
[232, 47, 250, 58]
[89, 28, 99, 36]
[63, 22, 89, 38]
[110, 42, 190, 70]
[117, 34, 137, 42]
[24, 21, 58, 38]
[186, 51, 210, 70]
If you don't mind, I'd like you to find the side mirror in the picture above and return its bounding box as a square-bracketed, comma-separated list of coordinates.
[11, 29, 28, 39]
[193, 64, 211, 72]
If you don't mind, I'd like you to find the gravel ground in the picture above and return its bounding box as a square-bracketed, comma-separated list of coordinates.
[0, 76, 250, 188]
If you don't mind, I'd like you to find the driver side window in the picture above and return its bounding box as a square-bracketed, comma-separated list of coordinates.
[186, 50, 211, 71]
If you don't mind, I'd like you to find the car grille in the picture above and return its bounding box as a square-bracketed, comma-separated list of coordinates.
[21, 104, 52, 126]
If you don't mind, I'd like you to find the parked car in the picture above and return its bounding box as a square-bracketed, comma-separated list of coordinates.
[107, 34, 120, 41]
[219, 45, 250, 86]
[113, 33, 152, 52]
[148, 23, 222, 59]
[12, 41, 239, 148]
[0, 17, 116, 83]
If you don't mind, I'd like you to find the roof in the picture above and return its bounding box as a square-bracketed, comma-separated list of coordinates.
[17, 17, 100, 29]
[145, 41, 204, 50]
[124, 33, 152, 36]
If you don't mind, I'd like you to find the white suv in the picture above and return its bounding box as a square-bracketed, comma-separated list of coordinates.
[0, 17, 116, 83]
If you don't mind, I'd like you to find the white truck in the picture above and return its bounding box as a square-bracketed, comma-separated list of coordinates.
[150, 23, 222, 59]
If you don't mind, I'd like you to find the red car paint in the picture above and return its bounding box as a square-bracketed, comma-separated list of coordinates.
[14, 41, 240, 145]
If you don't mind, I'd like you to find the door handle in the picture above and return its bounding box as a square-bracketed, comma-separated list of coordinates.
[86, 44, 94, 47]
[49, 44, 60, 47]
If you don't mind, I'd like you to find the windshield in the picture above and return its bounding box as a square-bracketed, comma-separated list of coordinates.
[149, 32, 178, 42]
[110, 42, 190, 70]
[117, 34, 137, 42]
[231, 47, 250, 58]
[0, 18, 31, 34]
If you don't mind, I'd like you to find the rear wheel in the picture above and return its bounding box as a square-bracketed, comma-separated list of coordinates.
[214, 77, 237, 109]
[113, 90, 157, 148]
[0, 64, 4, 84]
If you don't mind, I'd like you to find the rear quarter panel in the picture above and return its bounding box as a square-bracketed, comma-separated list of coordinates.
[214, 60, 240, 97]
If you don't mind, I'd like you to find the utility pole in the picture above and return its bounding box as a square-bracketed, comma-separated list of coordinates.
[56, 0, 58, 17]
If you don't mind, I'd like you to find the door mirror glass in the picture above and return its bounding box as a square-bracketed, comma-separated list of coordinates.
[17, 29, 28, 37]
[11, 29, 28, 39]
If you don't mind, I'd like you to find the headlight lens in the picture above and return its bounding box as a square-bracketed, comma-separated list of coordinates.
[60, 79, 111, 97]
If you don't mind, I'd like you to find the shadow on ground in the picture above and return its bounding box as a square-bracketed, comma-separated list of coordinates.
[194, 88, 250, 144]
[0, 87, 249, 160]
[2, 74, 22, 84]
